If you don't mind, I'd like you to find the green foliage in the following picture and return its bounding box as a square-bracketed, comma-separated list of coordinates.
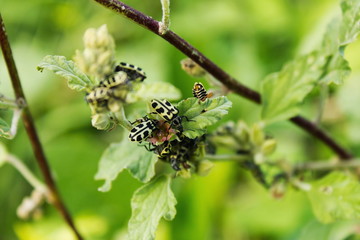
[37, 55, 95, 92]
[339, 0, 360, 46]
[307, 171, 360, 223]
[298, 220, 360, 240]
[177, 96, 232, 138]
[260, 52, 325, 123]
[0, 118, 11, 139]
[261, 0, 360, 123]
[95, 138, 158, 192]
[128, 175, 176, 240]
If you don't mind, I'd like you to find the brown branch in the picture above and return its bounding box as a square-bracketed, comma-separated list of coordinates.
[0, 14, 83, 240]
[94, 0, 353, 160]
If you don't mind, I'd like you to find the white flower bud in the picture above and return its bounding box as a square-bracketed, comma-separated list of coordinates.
[254, 152, 265, 165]
[83, 28, 97, 48]
[74, 25, 115, 80]
[91, 113, 111, 130]
[17, 189, 47, 220]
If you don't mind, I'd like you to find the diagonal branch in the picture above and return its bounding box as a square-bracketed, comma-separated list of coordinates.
[0, 14, 83, 240]
[94, 0, 352, 160]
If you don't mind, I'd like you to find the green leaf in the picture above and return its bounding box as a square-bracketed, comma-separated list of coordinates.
[318, 52, 351, 85]
[339, 0, 360, 46]
[128, 175, 176, 240]
[0, 142, 8, 168]
[37, 55, 95, 91]
[299, 219, 360, 240]
[307, 171, 360, 223]
[177, 96, 232, 138]
[260, 52, 325, 123]
[0, 118, 11, 139]
[95, 138, 158, 192]
[126, 82, 181, 103]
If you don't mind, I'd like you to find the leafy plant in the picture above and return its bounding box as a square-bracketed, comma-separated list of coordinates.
[2, 0, 360, 239]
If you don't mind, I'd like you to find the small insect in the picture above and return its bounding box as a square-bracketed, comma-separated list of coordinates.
[150, 99, 179, 122]
[157, 141, 172, 158]
[85, 87, 111, 112]
[192, 82, 213, 102]
[99, 71, 128, 88]
[129, 119, 158, 142]
[150, 99, 192, 133]
[115, 62, 146, 82]
[169, 154, 181, 171]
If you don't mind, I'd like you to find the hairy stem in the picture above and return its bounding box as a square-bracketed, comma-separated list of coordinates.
[94, 0, 352, 160]
[0, 14, 83, 240]
[159, 0, 170, 35]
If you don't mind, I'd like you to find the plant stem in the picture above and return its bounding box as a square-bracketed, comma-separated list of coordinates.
[293, 158, 360, 172]
[0, 14, 83, 240]
[113, 107, 133, 131]
[205, 154, 248, 162]
[159, 0, 170, 35]
[6, 154, 47, 192]
[93, 0, 352, 160]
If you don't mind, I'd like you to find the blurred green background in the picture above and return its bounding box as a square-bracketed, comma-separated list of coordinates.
[2, 0, 360, 239]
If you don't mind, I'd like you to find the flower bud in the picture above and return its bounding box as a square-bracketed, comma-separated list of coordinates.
[250, 123, 265, 146]
[91, 113, 111, 130]
[74, 24, 115, 81]
[177, 168, 191, 179]
[17, 189, 47, 220]
[261, 139, 277, 156]
[270, 181, 286, 199]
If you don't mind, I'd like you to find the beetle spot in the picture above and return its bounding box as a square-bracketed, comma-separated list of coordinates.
[157, 108, 165, 114]
[143, 131, 149, 137]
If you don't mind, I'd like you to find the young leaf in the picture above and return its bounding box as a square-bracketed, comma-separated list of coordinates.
[177, 96, 232, 138]
[95, 138, 158, 192]
[307, 171, 360, 223]
[260, 51, 325, 124]
[318, 53, 351, 85]
[319, 17, 351, 85]
[0, 118, 11, 139]
[339, 0, 360, 46]
[37, 55, 95, 92]
[128, 175, 176, 240]
[127, 82, 181, 103]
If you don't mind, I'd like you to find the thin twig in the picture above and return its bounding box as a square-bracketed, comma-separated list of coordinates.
[6, 154, 48, 192]
[93, 0, 352, 160]
[0, 14, 83, 240]
[293, 158, 360, 172]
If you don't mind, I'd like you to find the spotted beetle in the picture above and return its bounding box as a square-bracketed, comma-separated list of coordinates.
[128, 119, 158, 142]
[99, 71, 128, 88]
[115, 62, 146, 82]
[85, 87, 111, 113]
